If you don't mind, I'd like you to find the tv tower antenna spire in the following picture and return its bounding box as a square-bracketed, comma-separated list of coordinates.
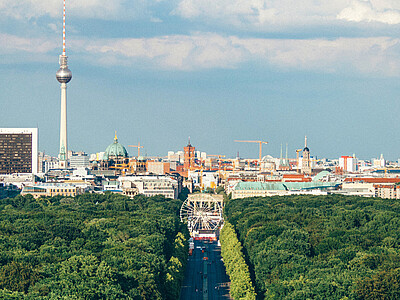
[62, 0, 66, 56]
[56, 0, 72, 168]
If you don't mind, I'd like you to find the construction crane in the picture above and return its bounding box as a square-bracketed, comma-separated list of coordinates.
[234, 140, 268, 162]
[128, 142, 144, 158]
[295, 149, 302, 173]
[109, 163, 130, 175]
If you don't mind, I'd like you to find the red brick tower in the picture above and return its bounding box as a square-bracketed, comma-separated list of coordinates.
[184, 138, 195, 173]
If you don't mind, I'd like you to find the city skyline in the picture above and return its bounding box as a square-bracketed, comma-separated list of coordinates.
[1, 0, 400, 159]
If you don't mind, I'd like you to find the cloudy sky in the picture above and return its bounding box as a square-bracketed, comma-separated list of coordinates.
[1, 0, 400, 160]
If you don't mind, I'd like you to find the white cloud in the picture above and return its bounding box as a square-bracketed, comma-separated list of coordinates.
[337, 0, 400, 24]
[174, 0, 400, 29]
[2, 0, 399, 32]
[174, 0, 345, 26]
[0, 0, 159, 20]
[0, 33, 57, 54]
[0, 0, 59, 19]
[234, 36, 400, 75]
[150, 17, 163, 23]
[74, 34, 400, 76]
[76, 34, 244, 69]
[1, 32, 399, 76]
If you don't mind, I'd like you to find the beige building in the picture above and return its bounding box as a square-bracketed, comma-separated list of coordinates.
[374, 184, 400, 199]
[119, 175, 179, 199]
[340, 182, 375, 197]
[147, 161, 170, 175]
[121, 180, 139, 198]
[21, 183, 82, 198]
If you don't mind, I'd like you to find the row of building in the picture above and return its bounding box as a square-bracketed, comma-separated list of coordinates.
[228, 175, 400, 199]
[20, 174, 181, 200]
[0, 128, 395, 176]
[2, 128, 400, 201]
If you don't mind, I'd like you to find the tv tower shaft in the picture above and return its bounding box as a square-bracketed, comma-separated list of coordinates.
[56, 0, 72, 168]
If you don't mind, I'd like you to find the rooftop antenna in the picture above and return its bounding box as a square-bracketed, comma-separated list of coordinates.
[62, 0, 66, 56]
[285, 143, 288, 165]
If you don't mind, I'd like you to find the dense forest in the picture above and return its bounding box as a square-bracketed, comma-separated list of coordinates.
[0, 192, 189, 299]
[224, 195, 400, 299]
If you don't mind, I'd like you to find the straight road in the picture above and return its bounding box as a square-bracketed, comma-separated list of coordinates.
[180, 240, 232, 300]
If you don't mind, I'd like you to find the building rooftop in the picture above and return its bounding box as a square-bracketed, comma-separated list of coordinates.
[234, 181, 339, 191]
[103, 133, 128, 160]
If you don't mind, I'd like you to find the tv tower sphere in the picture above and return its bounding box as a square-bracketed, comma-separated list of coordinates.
[56, 57, 72, 83]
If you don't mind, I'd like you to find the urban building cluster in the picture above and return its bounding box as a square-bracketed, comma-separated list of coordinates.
[1, 128, 400, 201]
[3, 2, 399, 202]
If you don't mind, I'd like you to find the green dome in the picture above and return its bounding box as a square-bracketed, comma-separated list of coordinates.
[104, 133, 128, 160]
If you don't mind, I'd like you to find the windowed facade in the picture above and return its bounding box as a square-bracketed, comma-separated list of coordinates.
[21, 184, 79, 198]
[0, 128, 38, 174]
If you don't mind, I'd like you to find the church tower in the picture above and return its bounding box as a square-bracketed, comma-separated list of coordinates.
[301, 136, 312, 175]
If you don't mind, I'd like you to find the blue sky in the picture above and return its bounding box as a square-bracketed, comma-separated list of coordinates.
[1, 0, 400, 160]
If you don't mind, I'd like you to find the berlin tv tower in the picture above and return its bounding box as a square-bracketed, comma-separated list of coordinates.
[56, 0, 72, 168]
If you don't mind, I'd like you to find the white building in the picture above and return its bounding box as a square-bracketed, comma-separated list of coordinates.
[0, 174, 34, 189]
[167, 151, 184, 163]
[200, 152, 207, 160]
[89, 152, 105, 161]
[339, 182, 375, 197]
[44, 160, 59, 173]
[103, 180, 121, 192]
[37, 153, 59, 173]
[188, 170, 219, 190]
[298, 156, 317, 170]
[118, 175, 179, 199]
[339, 156, 358, 173]
[70, 153, 90, 168]
[372, 154, 386, 168]
[70, 167, 94, 180]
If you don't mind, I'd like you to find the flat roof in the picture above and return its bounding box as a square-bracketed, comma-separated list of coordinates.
[234, 181, 339, 191]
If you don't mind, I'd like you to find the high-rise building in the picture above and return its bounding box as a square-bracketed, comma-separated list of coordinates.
[339, 155, 358, 173]
[56, 0, 72, 168]
[0, 128, 38, 174]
